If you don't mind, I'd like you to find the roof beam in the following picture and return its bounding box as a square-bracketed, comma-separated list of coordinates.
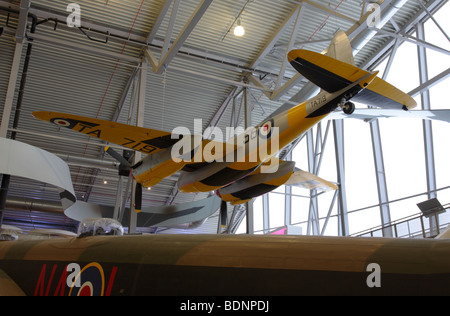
[16, 0, 31, 43]
[0, 0, 30, 138]
[28, 32, 141, 64]
[26, 4, 147, 43]
[273, 5, 303, 93]
[286, 0, 358, 24]
[168, 65, 272, 92]
[245, 5, 305, 101]
[146, 0, 174, 44]
[409, 67, 450, 97]
[374, 28, 450, 56]
[161, 0, 180, 58]
[249, 5, 302, 69]
[145, 0, 213, 74]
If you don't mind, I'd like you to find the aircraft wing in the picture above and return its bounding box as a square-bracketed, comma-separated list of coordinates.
[64, 195, 221, 228]
[33, 111, 181, 155]
[33, 111, 237, 162]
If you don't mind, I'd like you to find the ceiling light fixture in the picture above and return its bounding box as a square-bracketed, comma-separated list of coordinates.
[221, 0, 253, 41]
[234, 19, 245, 37]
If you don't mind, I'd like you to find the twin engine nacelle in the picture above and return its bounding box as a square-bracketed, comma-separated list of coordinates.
[218, 160, 295, 205]
[132, 135, 202, 187]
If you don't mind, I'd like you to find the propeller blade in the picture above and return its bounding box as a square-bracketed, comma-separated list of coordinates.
[135, 183, 142, 213]
[220, 200, 227, 228]
[104, 146, 131, 167]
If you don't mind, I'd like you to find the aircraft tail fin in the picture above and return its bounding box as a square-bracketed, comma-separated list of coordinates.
[287, 31, 417, 110]
[325, 30, 355, 66]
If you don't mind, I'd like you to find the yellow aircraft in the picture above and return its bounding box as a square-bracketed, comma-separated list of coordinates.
[33, 31, 416, 211]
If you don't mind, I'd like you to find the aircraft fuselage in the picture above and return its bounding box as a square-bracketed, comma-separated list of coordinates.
[177, 80, 364, 195]
[0, 234, 449, 296]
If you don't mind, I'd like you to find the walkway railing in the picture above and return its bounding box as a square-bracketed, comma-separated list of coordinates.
[352, 209, 450, 238]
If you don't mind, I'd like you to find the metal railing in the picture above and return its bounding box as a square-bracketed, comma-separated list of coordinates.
[352, 209, 450, 238]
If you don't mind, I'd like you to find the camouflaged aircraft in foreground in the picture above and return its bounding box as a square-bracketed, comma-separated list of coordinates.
[0, 225, 449, 296]
[32, 31, 416, 214]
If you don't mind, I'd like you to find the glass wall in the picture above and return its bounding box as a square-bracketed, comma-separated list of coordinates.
[236, 2, 450, 236]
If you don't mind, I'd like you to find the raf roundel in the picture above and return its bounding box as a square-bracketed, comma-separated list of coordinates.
[259, 119, 274, 139]
[69, 262, 105, 296]
[52, 118, 72, 127]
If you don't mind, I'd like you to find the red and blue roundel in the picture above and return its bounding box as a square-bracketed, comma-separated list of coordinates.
[50, 117, 77, 129]
[51, 118, 74, 128]
[259, 119, 274, 139]
[69, 263, 105, 296]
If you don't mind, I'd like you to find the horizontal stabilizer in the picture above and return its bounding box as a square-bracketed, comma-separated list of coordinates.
[285, 170, 338, 192]
[288, 49, 416, 110]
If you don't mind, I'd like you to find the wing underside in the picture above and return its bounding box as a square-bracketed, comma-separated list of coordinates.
[33, 111, 238, 165]
[33, 111, 178, 155]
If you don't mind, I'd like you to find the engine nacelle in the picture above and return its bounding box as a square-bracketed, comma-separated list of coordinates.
[218, 160, 295, 205]
[132, 135, 202, 187]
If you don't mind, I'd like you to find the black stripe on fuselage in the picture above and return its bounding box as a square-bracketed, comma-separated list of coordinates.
[200, 166, 258, 187]
[230, 183, 278, 201]
[141, 135, 182, 149]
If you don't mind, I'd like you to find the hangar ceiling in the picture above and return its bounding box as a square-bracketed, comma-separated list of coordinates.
[0, 0, 448, 235]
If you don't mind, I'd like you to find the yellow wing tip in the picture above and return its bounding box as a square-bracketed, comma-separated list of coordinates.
[32, 111, 47, 119]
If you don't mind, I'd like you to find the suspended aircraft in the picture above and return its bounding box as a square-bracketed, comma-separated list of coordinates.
[32, 31, 416, 218]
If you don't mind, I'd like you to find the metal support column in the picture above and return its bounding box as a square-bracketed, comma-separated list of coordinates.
[333, 120, 349, 236]
[113, 176, 123, 220]
[417, 22, 437, 198]
[0, 2, 29, 137]
[244, 87, 254, 234]
[285, 151, 292, 227]
[417, 22, 439, 235]
[129, 60, 147, 234]
[370, 121, 393, 237]
[367, 39, 403, 237]
[0, 0, 31, 229]
[262, 194, 270, 234]
[306, 129, 320, 235]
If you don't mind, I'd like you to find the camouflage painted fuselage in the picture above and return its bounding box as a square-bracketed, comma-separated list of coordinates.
[0, 234, 449, 296]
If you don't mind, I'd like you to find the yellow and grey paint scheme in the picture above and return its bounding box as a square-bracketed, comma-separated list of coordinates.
[0, 234, 449, 296]
[32, 32, 416, 205]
